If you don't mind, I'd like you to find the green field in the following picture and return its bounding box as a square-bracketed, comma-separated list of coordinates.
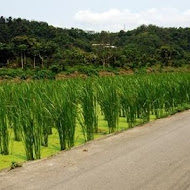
[1, 73, 190, 170]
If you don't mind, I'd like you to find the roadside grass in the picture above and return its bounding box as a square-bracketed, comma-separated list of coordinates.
[0, 114, 156, 171]
[1, 73, 190, 171]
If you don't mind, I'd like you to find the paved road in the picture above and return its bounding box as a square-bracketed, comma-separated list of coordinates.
[1, 111, 190, 190]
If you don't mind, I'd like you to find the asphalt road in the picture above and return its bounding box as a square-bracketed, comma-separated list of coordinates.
[1, 111, 190, 190]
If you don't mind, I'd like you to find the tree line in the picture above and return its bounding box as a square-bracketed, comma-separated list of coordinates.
[0, 16, 190, 71]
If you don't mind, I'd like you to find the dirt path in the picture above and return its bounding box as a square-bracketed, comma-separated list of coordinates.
[1, 111, 190, 190]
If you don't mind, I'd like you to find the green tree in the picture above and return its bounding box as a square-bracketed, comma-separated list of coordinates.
[158, 46, 178, 66]
[0, 43, 13, 67]
[12, 36, 33, 68]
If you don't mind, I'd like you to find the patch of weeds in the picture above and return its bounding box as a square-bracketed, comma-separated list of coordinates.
[10, 161, 22, 170]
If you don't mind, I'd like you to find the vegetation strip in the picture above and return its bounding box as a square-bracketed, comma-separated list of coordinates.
[0, 73, 190, 170]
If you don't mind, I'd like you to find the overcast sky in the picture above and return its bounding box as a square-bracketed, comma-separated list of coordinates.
[1, 0, 190, 32]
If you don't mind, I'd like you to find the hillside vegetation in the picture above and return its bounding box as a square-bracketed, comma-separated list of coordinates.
[0, 16, 190, 78]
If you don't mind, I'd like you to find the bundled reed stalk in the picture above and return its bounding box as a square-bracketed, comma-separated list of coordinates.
[18, 85, 42, 160]
[97, 78, 120, 133]
[79, 79, 98, 141]
[54, 81, 78, 150]
[0, 87, 9, 155]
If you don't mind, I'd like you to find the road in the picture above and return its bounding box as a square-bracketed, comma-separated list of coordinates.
[1, 111, 190, 190]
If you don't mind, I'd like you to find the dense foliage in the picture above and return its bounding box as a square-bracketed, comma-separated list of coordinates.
[1, 73, 190, 161]
[1, 16, 190, 72]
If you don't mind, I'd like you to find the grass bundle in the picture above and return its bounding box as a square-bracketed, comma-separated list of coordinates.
[54, 81, 78, 150]
[79, 79, 98, 141]
[97, 77, 120, 133]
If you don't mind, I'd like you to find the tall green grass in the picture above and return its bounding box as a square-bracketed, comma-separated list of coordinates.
[53, 80, 78, 150]
[79, 79, 98, 141]
[0, 87, 9, 155]
[1, 73, 190, 161]
[97, 77, 120, 133]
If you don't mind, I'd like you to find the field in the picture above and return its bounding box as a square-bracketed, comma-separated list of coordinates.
[0, 73, 190, 170]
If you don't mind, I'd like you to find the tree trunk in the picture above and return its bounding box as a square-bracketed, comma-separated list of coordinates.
[33, 56, 36, 69]
[21, 53, 24, 69]
[39, 54, 44, 68]
[24, 52, 27, 66]
[7, 59, 10, 65]
[101, 58, 106, 67]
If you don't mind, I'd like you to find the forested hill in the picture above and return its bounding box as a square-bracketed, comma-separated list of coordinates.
[1, 16, 190, 72]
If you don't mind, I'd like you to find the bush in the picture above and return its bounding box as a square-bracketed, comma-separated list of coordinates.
[172, 59, 186, 67]
[103, 67, 120, 75]
[64, 65, 99, 76]
[33, 70, 56, 80]
[49, 65, 62, 74]
[77, 66, 99, 76]
[0, 68, 27, 78]
[134, 67, 147, 75]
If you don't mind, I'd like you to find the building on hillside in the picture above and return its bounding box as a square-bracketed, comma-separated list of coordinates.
[92, 44, 117, 48]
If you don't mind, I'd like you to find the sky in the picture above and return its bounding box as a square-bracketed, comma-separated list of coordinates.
[1, 0, 190, 32]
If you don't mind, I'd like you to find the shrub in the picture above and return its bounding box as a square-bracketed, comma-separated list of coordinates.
[78, 66, 99, 76]
[33, 70, 55, 80]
